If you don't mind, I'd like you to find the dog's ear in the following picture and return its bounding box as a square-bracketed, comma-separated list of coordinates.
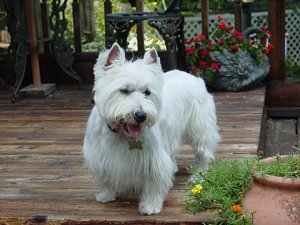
[143, 48, 160, 65]
[105, 43, 125, 67]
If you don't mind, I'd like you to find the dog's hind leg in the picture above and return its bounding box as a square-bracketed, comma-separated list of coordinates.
[188, 96, 221, 171]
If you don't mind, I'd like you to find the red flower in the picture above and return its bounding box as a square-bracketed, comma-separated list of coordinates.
[186, 48, 195, 55]
[265, 43, 275, 54]
[190, 66, 198, 73]
[199, 61, 207, 70]
[265, 48, 270, 54]
[199, 48, 209, 57]
[219, 22, 226, 30]
[260, 26, 267, 31]
[210, 62, 221, 72]
[232, 30, 242, 38]
[267, 43, 275, 49]
[231, 45, 239, 53]
[184, 15, 273, 78]
[197, 34, 206, 39]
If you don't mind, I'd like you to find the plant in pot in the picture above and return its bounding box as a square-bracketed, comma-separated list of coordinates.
[184, 15, 274, 91]
[186, 148, 300, 225]
[243, 151, 300, 225]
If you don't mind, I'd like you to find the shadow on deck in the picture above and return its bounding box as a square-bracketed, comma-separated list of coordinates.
[0, 85, 265, 224]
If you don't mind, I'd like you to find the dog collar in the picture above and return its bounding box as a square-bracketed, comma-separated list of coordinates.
[107, 124, 143, 151]
[107, 124, 117, 133]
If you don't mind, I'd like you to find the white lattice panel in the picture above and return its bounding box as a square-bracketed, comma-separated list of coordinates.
[184, 10, 300, 64]
[285, 10, 300, 64]
[184, 14, 234, 40]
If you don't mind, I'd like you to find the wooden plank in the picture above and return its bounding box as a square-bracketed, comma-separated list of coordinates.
[267, 107, 300, 118]
[265, 119, 297, 157]
[266, 81, 300, 107]
[0, 85, 265, 223]
[257, 107, 267, 157]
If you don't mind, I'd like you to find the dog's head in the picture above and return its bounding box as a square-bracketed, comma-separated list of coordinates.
[93, 43, 164, 138]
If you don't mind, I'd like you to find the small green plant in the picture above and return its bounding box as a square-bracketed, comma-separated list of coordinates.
[186, 149, 300, 224]
[256, 148, 300, 178]
[285, 59, 300, 80]
[186, 158, 255, 225]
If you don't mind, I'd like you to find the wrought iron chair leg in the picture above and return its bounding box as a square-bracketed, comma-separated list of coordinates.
[106, 20, 136, 50]
[49, 0, 82, 89]
[11, 42, 28, 103]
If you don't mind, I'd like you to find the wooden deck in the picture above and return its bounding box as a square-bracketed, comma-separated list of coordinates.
[0, 85, 265, 224]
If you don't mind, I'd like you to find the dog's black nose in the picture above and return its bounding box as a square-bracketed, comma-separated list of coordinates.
[134, 111, 147, 123]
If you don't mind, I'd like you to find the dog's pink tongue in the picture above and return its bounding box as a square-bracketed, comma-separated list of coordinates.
[127, 125, 142, 138]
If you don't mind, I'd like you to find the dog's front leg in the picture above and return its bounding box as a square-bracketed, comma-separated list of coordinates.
[138, 161, 173, 215]
[96, 184, 116, 203]
[138, 180, 166, 215]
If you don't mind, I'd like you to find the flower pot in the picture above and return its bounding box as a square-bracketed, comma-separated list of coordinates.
[204, 50, 270, 92]
[243, 155, 300, 225]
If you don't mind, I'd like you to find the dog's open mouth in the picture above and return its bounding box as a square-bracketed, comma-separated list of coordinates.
[123, 124, 142, 138]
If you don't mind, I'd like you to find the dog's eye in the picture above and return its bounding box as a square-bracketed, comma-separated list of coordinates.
[144, 90, 151, 96]
[120, 89, 130, 95]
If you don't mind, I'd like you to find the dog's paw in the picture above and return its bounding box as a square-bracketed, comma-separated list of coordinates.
[96, 190, 116, 203]
[139, 203, 162, 215]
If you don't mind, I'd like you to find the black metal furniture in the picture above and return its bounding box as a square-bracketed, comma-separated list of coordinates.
[1, 0, 82, 102]
[105, 0, 185, 70]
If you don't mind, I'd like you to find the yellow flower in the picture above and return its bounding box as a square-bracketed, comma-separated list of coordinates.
[191, 184, 203, 196]
[231, 204, 243, 213]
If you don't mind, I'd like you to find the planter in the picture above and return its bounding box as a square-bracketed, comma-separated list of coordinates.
[243, 155, 300, 225]
[204, 50, 269, 92]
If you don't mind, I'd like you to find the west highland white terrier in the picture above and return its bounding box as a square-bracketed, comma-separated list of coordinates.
[83, 43, 220, 215]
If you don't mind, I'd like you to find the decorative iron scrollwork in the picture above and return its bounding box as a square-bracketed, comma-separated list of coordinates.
[2, 0, 82, 102]
[105, 10, 185, 70]
[49, 0, 82, 87]
[148, 16, 184, 69]
[105, 19, 136, 51]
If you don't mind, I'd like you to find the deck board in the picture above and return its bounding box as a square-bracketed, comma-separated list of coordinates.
[264, 118, 299, 157]
[0, 85, 265, 224]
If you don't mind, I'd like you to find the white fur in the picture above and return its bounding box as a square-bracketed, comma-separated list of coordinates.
[83, 43, 220, 215]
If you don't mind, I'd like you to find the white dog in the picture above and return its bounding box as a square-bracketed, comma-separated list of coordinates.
[83, 43, 220, 215]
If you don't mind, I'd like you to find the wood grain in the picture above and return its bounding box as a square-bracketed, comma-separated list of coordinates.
[0, 85, 265, 224]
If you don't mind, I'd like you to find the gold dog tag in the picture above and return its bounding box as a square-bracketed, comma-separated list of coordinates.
[128, 139, 143, 151]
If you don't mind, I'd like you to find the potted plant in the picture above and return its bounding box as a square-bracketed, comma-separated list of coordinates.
[243, 152, 300, 225]
[184, 15, 274, 91]
[186, 149, 300, 225]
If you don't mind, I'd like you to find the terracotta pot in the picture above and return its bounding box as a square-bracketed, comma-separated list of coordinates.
[243, 155, 300, 225]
